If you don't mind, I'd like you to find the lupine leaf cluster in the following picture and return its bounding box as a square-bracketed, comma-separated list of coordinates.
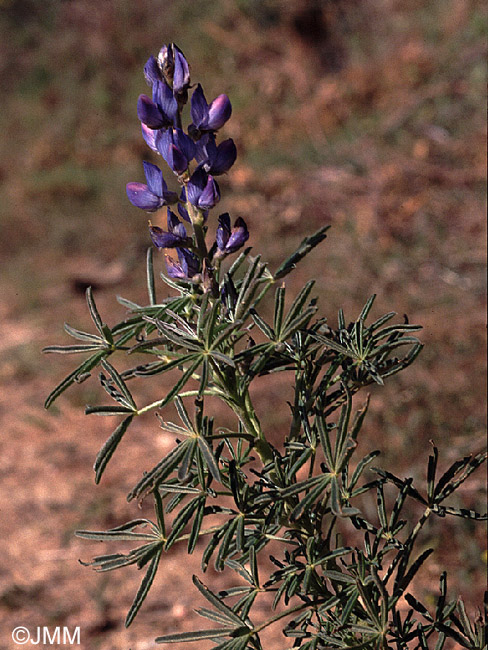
[44, 43, 487, 649]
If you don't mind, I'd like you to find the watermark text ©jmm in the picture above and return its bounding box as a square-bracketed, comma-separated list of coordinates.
[11, 626, 80, 645]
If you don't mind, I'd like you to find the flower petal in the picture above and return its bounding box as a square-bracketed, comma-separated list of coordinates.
[198, 175, 220, 209]
[150, 225, 185, 248]
[144, 56, 161, 86]
[137, 95, 165, 129]
[143, 161, 165, 196]
[172, 128, 196, 163]
[141, 123, 159, 152]
[164, 254, 186, 278]
[154, 80, 178, 125]
[187, 167, 207, 206]
[190, 84, 209, 129]
[167, 209, 187, 239]
[178, 248, 200, 278]
[207, 94, 232, 130]
[126, 183, 163, 212]
[216, 213, 231, 250]
[172, 47, 190, 95]
[208, 138, 237, 175]
[225, 217, 249, 253]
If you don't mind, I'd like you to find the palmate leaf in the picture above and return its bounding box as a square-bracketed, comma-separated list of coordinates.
[274, 225, 330, 279]
[144, 316, 203, 351]
[78, 526, 163, 627]
[44, 349, 108, 409]
[79, 540, 160, 572]
[86, 286, 113, 344]
[157, 577, 254, 645]
[63, 322, 105, 343]
[128, 437, 194, 501]
[85, 405, 135, 416]
[434, 450, 487, 502]
[147, 246, 157, 306]
[125, 546, 162, 627]
[280, 305, 317, 341]
[234, 255, 270, 320]
[94, 415, 134, 484]
[192, 576, 249, 627]
[212, 637, 253, 650]
[290, 476, 332, 521]
[250, 309, 275, 340]
[76, 518, 159, 542]
[156, 628, 235, 643]
[164, 496, 204, 551]
[42, 343, 104, 354]
[100, 359, 137, 409]
[197, 435, 221, 482]
[137, 356, 202, 415]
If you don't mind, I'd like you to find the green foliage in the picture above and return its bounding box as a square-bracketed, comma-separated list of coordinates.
[44, 232, 486, 648]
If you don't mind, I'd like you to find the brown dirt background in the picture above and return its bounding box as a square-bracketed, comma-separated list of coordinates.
[0, 1, 486, 648]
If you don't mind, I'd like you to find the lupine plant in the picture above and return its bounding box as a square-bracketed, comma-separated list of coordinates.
[44, 43, 487, 649]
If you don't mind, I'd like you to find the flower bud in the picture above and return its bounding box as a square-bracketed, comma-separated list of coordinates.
[215, 214, 249, 257]
[164, 248, 199, 279]
[187, 168, 220, 210]
[149, 209, 189, 249]
[158, 43, 190, 101]
[206, 94, 232, 130]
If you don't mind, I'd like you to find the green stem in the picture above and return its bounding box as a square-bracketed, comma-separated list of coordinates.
[251, 600, 321, 635]
[234, 395, 274, 467]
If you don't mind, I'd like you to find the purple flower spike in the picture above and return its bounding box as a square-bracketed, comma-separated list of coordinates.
[126, 161, 178, 212]
[165, 248, 199, 279]
[156, 128, 196, 175]
[216, 214, 249, 256]
[150, 210, 188, 249]
[196, 135, 237, 175]
[187, 167, 220, 210]
[190, 84, 232, 132]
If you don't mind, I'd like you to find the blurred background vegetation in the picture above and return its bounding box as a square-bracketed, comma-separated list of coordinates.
[0, 1, 486, 648]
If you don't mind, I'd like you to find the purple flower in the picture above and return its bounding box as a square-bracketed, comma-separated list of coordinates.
[190, 84, 232, 132]
[126, 161, 178, 212]
[137, 80, 178, 130]
[165, 248, 199, 279]
[215, 213, 249, 256]
[195, 134, 237, 176]
[177, 188, 209, 223]
[187, 167, 220, 210]
[149, 209, 189, 248]
[156, 128, 196, 175]
[158, 44, 191, 98]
